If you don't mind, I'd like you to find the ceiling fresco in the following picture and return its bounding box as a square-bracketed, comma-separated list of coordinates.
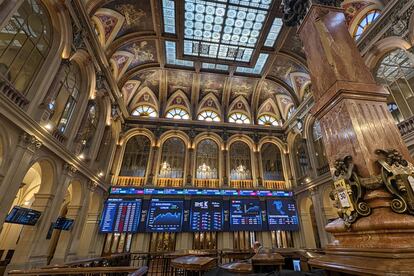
[87, 0, 378, 124]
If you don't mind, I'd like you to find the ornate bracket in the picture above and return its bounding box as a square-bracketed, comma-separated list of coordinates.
[376, 149, 414, 215]
[331, 156, 371, 227]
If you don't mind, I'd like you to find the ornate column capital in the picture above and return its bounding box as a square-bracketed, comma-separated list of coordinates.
[87, 180, 99, 192]
[63, 163, 77, 177]
[18, 133, 42, 151]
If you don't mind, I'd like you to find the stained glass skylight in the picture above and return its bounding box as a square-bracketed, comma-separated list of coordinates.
[236, 53, 268, 74]
[202, 63, 229, 71]
[182, 0, 272, 62]
[165, 41, 194, 67]
[162, 0, 176, 34]
[264, 18, 282, 47]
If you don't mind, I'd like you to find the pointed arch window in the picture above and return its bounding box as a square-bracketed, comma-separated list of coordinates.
[120, 135, 151, 177]
[196, 139, 219, 179]
[261, 143, 284, 181]
[76, 101, 99, 155]
[159, 137, 186, 178]
[258, 115, 279, 126]
[0, 0, 52, 93]
[198, 110, 220, 122]
[230, 141, 252, 180]
[228, 112, 250, 124]
[293, 136, 310, 181]
[166, 107, 190, 120]
[354, 10, 381, 40]
[132, 105, 158, 117]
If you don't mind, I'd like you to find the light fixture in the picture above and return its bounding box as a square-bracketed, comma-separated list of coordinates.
[44, 123, 53, 130]
[24, 200, 30, 206]
[98, 171, 104, 177]
[78, 153, 85, 160]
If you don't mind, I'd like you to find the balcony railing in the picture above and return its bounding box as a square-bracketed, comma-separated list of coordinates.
[156, 178, 183, 187]
[117, 176, 145, 186]
[398, 116, 414, 136]
[230, 180, 254, 189]
[316, 164, 330, 175]
[263, 180, 285, 189]
[194, 179, 220, 188]
[0, 73, 29, 108]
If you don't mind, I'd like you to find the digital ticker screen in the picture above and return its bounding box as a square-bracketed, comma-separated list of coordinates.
[146, 199, 184, 232]
[190, 199, 223, 232]
[5, 206, 41, 226]
[99, 198, 142, 233]
[267, 199, 299, 231]
[230, 199, 262, 231]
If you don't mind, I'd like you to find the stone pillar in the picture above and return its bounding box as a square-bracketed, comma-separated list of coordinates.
[309, 188, 329, 247]
[147, 145, 159, 186]
[185, 147, 194, 186]
[254, 150, 263, 187]
[221, 149, 228, 187]
[289, 2, 414, 273]
[0, 133, 42, 228]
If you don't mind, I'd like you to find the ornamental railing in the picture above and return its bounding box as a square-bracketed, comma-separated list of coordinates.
[263, 180, 285, 189]
[398, 115, 414, 137]
[156, 178, 183, 187]
[0, 73, 29, 108]
[193, 179, 220, 188]
[230, 180, 254, 189]
[117, 176, 145, 186]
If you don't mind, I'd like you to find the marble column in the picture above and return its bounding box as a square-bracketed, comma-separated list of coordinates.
[185, 147, 194, 186]
[221, 149, 228, 187]
[147, 145, 159, 186]
[254, 150, 263, 187]
[309, 188, 329, 247]
[293, 2, 414, 273]
[0, 133, 42, 228]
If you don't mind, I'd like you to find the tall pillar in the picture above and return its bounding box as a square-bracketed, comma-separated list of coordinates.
[0, 133, 42, 228]
[309, 188, 329, 247]
[221, 149, 228, 187]
[147, 145, 159, 186]
[286, 1, 414, 273]
[254, 150, 263, 187]
[185, 147, 194, 186]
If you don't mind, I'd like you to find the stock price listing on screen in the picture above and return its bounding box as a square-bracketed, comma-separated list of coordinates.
[190, 199, 223, 232]
[146, 199, 184, 232]
[99, 199, 142, 233]
[266, 199, 299, 231]
[230, 199, 262, 231]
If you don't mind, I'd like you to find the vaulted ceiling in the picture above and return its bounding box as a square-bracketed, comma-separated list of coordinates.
[84, 0, 382, 123]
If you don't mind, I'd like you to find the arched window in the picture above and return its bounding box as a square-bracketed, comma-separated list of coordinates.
[261, 143, 284, 181]
[196, 139, 219, 179]
[159, 137, 186, 178]
[353, 10, 381, 40]
[76, 101, 99, 155]
[132, 105, 157, 117]
[228, 112, 250, 124]
[293, 136, 310, 181]
[376, 49, 414, 120]
[0, 0, 52, 93]
[258, 115, 280, 126]
[49, 62, 82, 134]
[230, 141, 252, 180]
[198, 110, 220, 122]
[166, 107, 190, 120]
[312, 121, 329, 175]
[120, 136, 151, 177]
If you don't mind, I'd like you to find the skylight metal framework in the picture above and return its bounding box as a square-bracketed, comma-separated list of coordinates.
[182, 0, 273, 63]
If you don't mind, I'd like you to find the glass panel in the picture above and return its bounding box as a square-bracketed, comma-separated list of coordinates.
[230, 141, 252, 180]
[261, 143, 283, 180]
[162, 0, 176, 34]
[166, 107, 190, 120]
[120, 135, 151, 177]
[198, 110, 220, 122]
[354, 10, 380, 40]
[258, 114, 279, 126]
[228, 112, 250, 124]
[196, 139, 219, 179]
[132, 105, 158, 117]
[159, 137, 185, 178]
[165, 41, 194, 67]
[264, 18, 282, 47]
[236, 53, 268, 74]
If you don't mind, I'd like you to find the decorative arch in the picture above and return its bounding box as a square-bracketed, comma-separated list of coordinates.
[364, 37, 412, 70]
[110, 51, 134, 81]
[257, 98, 282, 124]
[26, 157, 58, 195]
[347, 2, 383, 40]
[165, 90, 191, 115]
[228, 96, 252, 123]
[226, 134, 256, 151]
[289, 72, 311, 102]
[276, 94, 295, 120]
[92, 8, 125, 49]
[157, 130, 190, 148]
[297, 195, 319, 248]
[193, 132, 224, 150]
[121, 80, 141, 106]
[119, 128, 156, 147]
[129, 86, 159, 113]
[197, 93, 222, 120]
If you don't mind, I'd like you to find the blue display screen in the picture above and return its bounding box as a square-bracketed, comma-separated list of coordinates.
[5, 206, 41, 226]
[267, 199, 299, 231]
[54, 217, 74, 231]
[146, 199, 184, 232]
[99, 198, 142, 233]
[230, 199, 262, 231]
[190, 199, 223, 232]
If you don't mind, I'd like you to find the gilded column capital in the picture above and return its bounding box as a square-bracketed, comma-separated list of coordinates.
[87, 180, 99, 192]
[18, 133, 42, 151]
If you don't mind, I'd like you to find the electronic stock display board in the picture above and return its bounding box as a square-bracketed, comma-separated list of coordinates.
[5, 206, 42, 226]
[190, 199, 223, 232]
[146, 199, 184, 232]
[266, 199, 299, 231]
[229, 199, 262, 231]
[99, 198, 142, 233]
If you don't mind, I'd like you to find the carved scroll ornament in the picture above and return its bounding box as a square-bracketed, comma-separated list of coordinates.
[376, 149, 414, 215]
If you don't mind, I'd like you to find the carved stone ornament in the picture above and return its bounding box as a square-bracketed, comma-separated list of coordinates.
[282, 0, 343, 27]
[376, 149, 414, 215]
[19, 133, 42, 151]
[330, 156, 371, 227]
[63, 163, 77, 176]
